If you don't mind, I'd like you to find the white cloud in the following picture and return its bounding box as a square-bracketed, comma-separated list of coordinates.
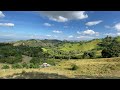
[114, 23, 120, 31]
[0, 11, 5, 18]
[77, 30, 99, 36]
[50, 16, 68, 22]
[68, 35, 73, 38]
[0, 23, 14, 27]
[85, 20, 102, 26]
[38, 11, 88, 22]
[44, 23, 52, 26]
[53, 30, 62, 33]
[83, 29, 99, 36]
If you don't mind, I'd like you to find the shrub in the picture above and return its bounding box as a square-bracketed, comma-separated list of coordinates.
[89, 51, 96, 58]
[30, 57, 40, 64]
[45, 59, 56, 66]
[6, 58, 15, 64]
[0, 55, 22, 64]
[71, 55, 82, 59]
[28, 63, 39, 68]
[0, 58, 5, 63]
[83, 52, 90, 59]
[2, 65, 10, 69]
[12, 64, 23, 69]
[83, 51, 96, 59]
[70, 64, 79, 70]
[22, 62, 29, 68]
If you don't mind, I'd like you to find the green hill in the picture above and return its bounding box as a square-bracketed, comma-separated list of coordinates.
[58, 39, 102, 52]
[11, 36, 120, 57]
[13, 39, 62, 47]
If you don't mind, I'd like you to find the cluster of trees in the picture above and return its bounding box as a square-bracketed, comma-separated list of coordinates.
[100, 36, 120, 58]
[0, 55, 22, 64]
[83, 51, 96, 59]
[0, 44, 45, 64]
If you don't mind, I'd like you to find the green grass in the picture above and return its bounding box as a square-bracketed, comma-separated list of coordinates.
[58, 39, 102, 52]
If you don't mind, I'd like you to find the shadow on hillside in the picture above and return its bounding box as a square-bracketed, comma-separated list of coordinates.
[0, 72, 70, 79]
[74, 75, 120, 79]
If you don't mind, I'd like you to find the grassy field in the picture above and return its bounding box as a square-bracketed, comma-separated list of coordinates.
[58, 39, 102, 52]
[0, 57, 120, 79]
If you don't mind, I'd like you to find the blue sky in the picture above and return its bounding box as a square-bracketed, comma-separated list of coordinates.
[0, 11, 120, 41]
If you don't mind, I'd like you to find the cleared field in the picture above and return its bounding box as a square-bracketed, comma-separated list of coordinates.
[0, 57, 120, 79]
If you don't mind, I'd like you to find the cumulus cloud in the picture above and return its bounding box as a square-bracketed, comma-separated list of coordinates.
[83, 29, 99, 36]
[0, 23, 14, 27]
[68, 35, 73, 38]
[0, 11, 5, 18]
[114, 23, 120, 31]
[77, 30, 99, 36]
[85, 20, 102, 26]
[50, 16, 68, 22]
[38, 11, 88, 22]
[44, 23, 52, 26]
[53, 30, 62, 33]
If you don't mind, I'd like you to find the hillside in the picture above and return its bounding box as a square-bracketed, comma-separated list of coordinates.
[58, 39, 102, 52]
[13, 39, 62, 47]
[12, 39, 102, 51]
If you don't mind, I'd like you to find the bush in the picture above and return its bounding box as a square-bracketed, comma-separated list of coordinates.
[89, 51, 96, 58]
[6, 58, 15, 64]
[30, 57, 40, 64]
[28, 63, 39, 68]
[0, 58, 5, 63]
[22, 62, 29, 68]
[12, 64, 23, 69]
[83, 51, 96, 59]
[83, 52, 90, 59]
[2, 65, 10, 69]
[0, 55, 22, 64]
[71, 55, 82, 59]
[45, 59, 56, 65]
[70, 64, 79, 70]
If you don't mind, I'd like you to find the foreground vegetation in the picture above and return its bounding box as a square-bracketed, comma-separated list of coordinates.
[0, 57, 120, 79]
